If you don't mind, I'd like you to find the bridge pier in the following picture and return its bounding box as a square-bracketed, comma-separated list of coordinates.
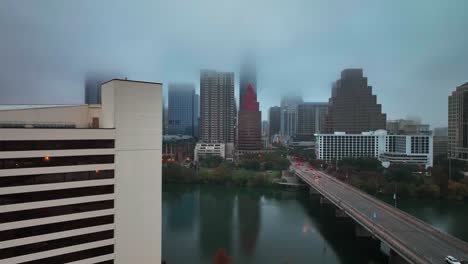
[335, 208, 348, 218]
[355, 224, 372, 238]
[388, 249, 410, 264]
[320, 196, 332, 205]
[309, 187, 320, 195]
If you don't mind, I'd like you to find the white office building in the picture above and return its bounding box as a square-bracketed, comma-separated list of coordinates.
[194, 143, 225, 161]
[0, 79, 162, 264]
[316, 130, 433, 168]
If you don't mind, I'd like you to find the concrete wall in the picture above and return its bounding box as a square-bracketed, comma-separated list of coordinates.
[0, 105, 102, 128]
[102, 80, 162, 264]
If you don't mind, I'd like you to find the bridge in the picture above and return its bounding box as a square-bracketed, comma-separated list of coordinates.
[291, 163, 468, 264]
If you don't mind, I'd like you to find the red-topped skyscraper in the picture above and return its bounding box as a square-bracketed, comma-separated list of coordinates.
[237, 59, 262, 151]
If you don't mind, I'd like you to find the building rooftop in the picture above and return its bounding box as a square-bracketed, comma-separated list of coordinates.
[0, 104, 83, 111]
[101, 79, 163, 85]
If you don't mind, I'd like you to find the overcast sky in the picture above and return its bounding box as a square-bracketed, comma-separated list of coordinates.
[1, 0, 467, 127]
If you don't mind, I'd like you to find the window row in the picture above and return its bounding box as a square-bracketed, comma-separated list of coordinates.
[0, 170, 114, 188]
[0, 155, 114, 170]
[0, 140, 114, 151]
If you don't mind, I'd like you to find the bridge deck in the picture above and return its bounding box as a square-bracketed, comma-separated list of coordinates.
[292, 164, 468, 264]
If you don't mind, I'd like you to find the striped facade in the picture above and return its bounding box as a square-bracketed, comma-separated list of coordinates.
[0, 79, 163, 264]
[0, 129, 116, 264]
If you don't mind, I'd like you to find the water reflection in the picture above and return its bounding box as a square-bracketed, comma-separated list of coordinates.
[163, 185, 394, 263]
[199, 186, 235, 259]
[237, 189, 261, 258]
[296, 195, 387, 264]
[164, 186, 198, 233]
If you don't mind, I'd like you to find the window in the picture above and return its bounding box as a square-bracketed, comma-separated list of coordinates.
[0, 140, 114, 151]
[0, 155, 114, 170]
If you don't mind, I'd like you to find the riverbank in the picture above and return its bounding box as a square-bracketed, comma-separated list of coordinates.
[341, 169, 468, 201]
[311, 157, 468, 201]
[162, 164, 282, 188]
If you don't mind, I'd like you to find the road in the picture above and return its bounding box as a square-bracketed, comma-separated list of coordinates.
[291, 162, 468, 264]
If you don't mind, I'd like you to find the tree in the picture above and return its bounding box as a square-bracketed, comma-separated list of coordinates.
[431, 166, 449, 197]
[433, 156, 465, 182]
[232, 169, 249, 186]
[199, 156, 223, 168]
[339, 158, 383, 172]
[384, 164, 419, 183]
[240, 160, 261, 170]
[213, 163, 234, 184]
[212, 249, 232, 264]
[416, 183, 440, 199]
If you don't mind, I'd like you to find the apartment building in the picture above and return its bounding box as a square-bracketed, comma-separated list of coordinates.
[0, 80, 162, 264]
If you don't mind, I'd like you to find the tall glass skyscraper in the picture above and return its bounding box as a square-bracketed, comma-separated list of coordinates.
[168, 83, 199, 137]
[280, 95, 303, 138]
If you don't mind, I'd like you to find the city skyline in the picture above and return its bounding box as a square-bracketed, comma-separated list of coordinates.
[1, 0, 468, 128]
[1, 1, 468, 264]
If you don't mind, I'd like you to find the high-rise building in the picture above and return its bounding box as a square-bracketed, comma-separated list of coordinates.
[262, 121, 269, 137]
[163, 99, 168, 135]
[168, 83, 199, 137]
[433, 127, 448, 158]
[237, 60, 262, 151]
[448, 82, 468, 160]
[194, 94, 200, 138]
[296, 102, 328, 141]
[434, 127, 448, 137]
[0, 79, 162, 263]
[280, 96, 303, 138]
[325, 69, 386, 134]
[268, 106, 281, 138]
[84, 73, 123, 104]
[387, 119, 430, 135]
[199, 70, 235, 143]
[239, 59, 257, 110]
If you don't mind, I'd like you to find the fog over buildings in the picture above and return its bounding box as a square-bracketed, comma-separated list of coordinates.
[1, 0, 468, 127]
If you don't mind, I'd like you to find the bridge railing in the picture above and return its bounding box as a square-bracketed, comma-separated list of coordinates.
[296, 169, 429, 264]
[318, 168, 468, 254]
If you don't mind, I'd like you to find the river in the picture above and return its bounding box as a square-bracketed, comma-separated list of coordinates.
[162, 184, 468, 264]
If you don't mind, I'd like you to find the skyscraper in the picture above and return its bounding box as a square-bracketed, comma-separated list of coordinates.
[199, 70, 235, 143]
[168, 83, 198, 137]
[296, 102, 328, 141]
[325, 69, 386, 133]
[280, 96, 303, 138]
[386, 118, 430, 135]
[268, 106, 281, 137]
[448, 82, 468, 160]
[237, 60, 262, 151]
[194, 93, 200, 138]
[84, 73, 122, 104]
[262, 120, 269, 137]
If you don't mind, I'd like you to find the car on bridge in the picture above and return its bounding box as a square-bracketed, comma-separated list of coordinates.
[446, 255, 462, 264]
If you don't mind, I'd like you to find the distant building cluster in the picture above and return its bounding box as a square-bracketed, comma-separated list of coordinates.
[158, 63, 463, 166]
